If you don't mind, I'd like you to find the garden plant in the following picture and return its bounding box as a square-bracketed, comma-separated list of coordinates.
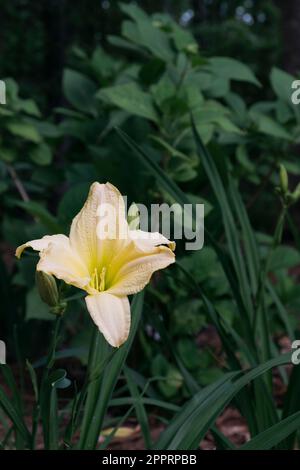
[1, 1, 300, 452]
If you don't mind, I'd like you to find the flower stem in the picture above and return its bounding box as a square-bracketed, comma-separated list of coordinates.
[31, 316, 62, 449]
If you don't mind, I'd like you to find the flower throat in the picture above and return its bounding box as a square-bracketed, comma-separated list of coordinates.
[90, 266, 107, 291]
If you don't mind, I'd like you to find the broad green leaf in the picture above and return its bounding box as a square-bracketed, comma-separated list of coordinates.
[171, 23, 198, 52]
[26, 288, 54, 321]
[91, 46, 117, 79]
[29, 143, 52, 166]
[270, 67, 295, 104]
[57, 182, 90, 226]
[33, 121, 62, 138]
[269, 246, 300, 271]
[16, 200, 62, 233]
[136, 20, 173, 62]
[151, 355, 183, 398]
[208, 57, 261, 87]
[195, 123, 214, 144]
[236, 145, 255, 173]
[0, 148, 16, 162]
[63, 69, 98, 115]
[207, 76, 230, 98]
[150, 74, 176, 107]
[225, 92, 247, 121]
[177, 337, 203, 370]
[7, 122, 41, 143]
[193, 100, 230, 123]
[18, 99, 41, 117]
[216, 116, 243, 134]
[108, 35, 146, 54]
[254, 114, 292, 140]
[119, 2, 149, 22]
[276, 100, 293, 123]
[122, 20, 144, 48]
[97, 83, 158, 122]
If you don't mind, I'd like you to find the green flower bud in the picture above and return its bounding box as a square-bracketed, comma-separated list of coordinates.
[127, 202, 140, 230]
[152, 20, 163, 29]
[279, 164, 289, 194]
[35, 271, 59, 307]
[292, 182, 300, 202]
[186, 43, 198, 54]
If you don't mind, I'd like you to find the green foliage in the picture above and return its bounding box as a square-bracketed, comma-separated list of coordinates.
[1, 1, 300, 451]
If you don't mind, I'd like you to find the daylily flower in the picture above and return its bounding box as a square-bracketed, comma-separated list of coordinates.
[16, 182, 175, 347]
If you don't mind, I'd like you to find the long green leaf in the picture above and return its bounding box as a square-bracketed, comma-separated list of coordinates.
[155, 353, 291, 450]
[0, 378, 30, 445]
[240, 411, 300, 450]
[281, 364, 300, 448]
[125, 366, 152, 448]
[115, 127, 255, 353]
[80, 292, 144, 449]
[228, 177, 260, 295]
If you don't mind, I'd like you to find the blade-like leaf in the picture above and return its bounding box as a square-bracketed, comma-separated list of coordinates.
[125, 366, 152, 448]
[79, 292, 144, 449]
[240, 411, 300, 450]
[155, 353, 291, 450]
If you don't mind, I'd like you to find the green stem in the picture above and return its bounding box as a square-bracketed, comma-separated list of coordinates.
[45, 316, 62, 371]
[30, 315, 62, 450]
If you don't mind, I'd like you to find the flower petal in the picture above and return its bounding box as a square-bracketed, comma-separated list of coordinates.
[37, 236, 90, 290]
[69, 182, 128, 270]
[129, 230, 176, 251]
[85, 293, 130, 347]
[15, 234, 68, 258]
[107, 240, 175, 296]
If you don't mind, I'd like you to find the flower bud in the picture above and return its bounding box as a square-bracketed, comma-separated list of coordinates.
[186, 43, 198, 54]
[292, 182, 300, 202]
[279, 164, 289, 194]
[35, 271, 59, 307]
[127, 202, 140, 230]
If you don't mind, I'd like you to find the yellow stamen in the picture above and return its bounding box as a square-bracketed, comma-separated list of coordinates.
[99, 267, 106, 292]
[91, 266, 106, 292]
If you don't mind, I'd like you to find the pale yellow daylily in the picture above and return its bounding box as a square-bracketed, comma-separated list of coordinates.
[16, 182, 175, 347]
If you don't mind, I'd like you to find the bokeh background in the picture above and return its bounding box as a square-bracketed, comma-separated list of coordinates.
[1, 0, 300, 449]
[2, 1, 299, 106]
